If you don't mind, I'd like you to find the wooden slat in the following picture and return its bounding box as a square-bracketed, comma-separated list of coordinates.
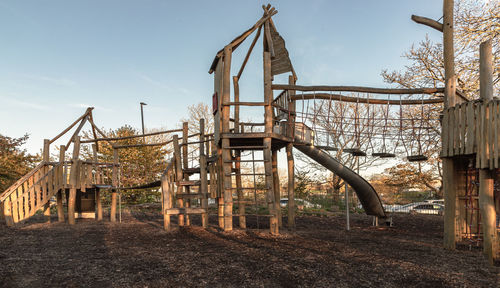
[448, 107, 455, 156]
[442, 109, 449, 157]
[460, 103, 466, 154]
[453, 106, 459, 155]
[489, 102, 494, 169]
[22, 182, 29, 220]
[12, 187, 19, 223]
[496, 101, 500, 168]
[35, 170, 41, 207]
[466, 102, 475, 154]
[476, 103, 482, 167]
[29, 175, 35, 216]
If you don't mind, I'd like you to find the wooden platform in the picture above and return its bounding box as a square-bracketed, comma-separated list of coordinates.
[221, 132, 293, 150]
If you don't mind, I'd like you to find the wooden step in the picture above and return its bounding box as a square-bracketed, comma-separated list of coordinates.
[315, 145, 338, 151]
[166, 207, 206, 215]
[225, 173, 270, 177]
[177, 180, 201, 186]
[224, 159, 268, 163]
[344, 148, 367, 156]
[183, 168, 201, 175]
[175, 193, 208, 199]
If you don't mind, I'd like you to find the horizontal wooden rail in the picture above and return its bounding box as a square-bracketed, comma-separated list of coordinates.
[223, 102, 267, 106]
[81, 128, 182, 143]
[272, 84, 445, 95]
[290, 93, 444, 105]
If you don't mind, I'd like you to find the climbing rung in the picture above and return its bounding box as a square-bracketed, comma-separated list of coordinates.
[176, 193, 208, 199]
[225, 173, 270, 177]
[230, 187, 271, 190]
[177, 180, 201, 186]
[223, 145, 267, 150]
[183, 168, 201, 175]
[344, 148, 367, 156]
[407, 155, 428, 162]
[165, 208, 206, 215]
[224, 159, 268, 163]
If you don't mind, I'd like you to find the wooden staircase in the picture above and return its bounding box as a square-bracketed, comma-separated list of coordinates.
[0, 163, 63, 225]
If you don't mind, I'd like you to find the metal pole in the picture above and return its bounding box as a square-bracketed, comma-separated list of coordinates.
[345, 182, 350, 231]
[140, 102, 147, 136]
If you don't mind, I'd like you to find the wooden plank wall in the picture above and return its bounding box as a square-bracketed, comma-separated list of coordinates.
[442, 100, 500, 169]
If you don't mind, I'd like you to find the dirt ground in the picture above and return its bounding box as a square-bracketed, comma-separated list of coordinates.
[0, 207, 498, 288]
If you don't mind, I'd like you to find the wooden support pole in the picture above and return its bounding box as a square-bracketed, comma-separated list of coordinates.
[182, 122, 190, 226]
[233, 76, 240, 133]
[92, 144, 103, 221]
[110, 148, 118, 222]
[57, 145, 65, 222]
[222, 45, 233, 231]
[68, 137, 80, 225]
[442, 0, 459, 251]
[287, 75, 296, 230]
[173, 135, 184, 226]
[235, 150, 245, 228]
[200, 119, 209, 228]
[162, 172, 171, 231]
[272, 150, 282, 228]
[42, 139, 51, 223]
[264, 49, 278, 234]
[479, 39, 498, 264]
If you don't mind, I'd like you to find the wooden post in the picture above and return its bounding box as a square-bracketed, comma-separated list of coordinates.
[287, 75, 296, 230]
[110, 148, 118, 222]
[233, 76, 240, 133]
[57, 145, 65, 222]
[68, 137, 80, 225]
[221, 45, 233, 231]
[272, 151, 282, 228]
[200, 119, 209, 228]
[162, 172, 171, 231]
[264, 49, 278, 234]
[173, 135, 184, 226]
[182, 122, 190, 226]
[92, 144, 103, 221]
[42, 139, 51, 222]
[442, 0, 459, 250]
[478, 39, 498, 264]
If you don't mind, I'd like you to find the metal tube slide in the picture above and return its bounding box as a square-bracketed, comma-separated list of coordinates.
[294, 142, 386, 218]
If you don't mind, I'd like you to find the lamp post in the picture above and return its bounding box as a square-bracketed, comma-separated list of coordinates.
[140, 102, 147, 136]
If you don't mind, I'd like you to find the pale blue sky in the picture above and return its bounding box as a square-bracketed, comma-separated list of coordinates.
[0, 0, 444, 156]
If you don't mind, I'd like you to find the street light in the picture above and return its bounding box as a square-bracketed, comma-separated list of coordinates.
[140, 102, 147, 136]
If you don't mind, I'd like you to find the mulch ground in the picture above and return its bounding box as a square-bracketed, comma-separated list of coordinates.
[0, 206, 498, 288]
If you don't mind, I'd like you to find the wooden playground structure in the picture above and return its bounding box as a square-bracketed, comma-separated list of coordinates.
[0, 2, 497, 265]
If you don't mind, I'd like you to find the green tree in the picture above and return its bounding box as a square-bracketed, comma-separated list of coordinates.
[0, 134, 37, 192]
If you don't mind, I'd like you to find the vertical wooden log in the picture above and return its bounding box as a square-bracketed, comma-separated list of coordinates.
[173, 135, 184, 226]
[233, 76, 240, 133]
[221, 45, 233, 231]
[287, 75, 296, 230]
[110, 148, 118, 222]
[442, 9, 458, 247]
[162, 173, 171, 231]
[272, 151, 282, 228]
[479, 39, 498, 264]
[92, 144, 102, 220]
[57, 145, 65, 222]
[42, 139, 51, 222]
[217, 147, 224, 229]
[264, 48, 278, 234]
[68, 137, 80, 225]
[182, 122, 190, 226]
[200, 119, 209, 228]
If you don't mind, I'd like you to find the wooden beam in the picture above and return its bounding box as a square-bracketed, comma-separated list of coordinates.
[236, 25, 262, 80]
[209, 10, 277, 73]
[290, 93, 444, 105]
[80, 128, 182, 143]
[68, 136, 80, 225]
[57, 145, 65, 222]
[49, 108, 92, 144]
[272, 84, 445, 95]
[110, 148, 118, 222]
[411, 15, 443, 32]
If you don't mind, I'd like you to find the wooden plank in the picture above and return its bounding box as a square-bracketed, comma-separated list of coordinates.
[489, 102, 494, 169]
[272, 84, 445, 95]
[496, 101, 500, 168]
[22, 182, 29, 221]
[29, 175, 35, 217]
[465, 102, 475, 154]
[476, 103, 482, 168]
[200, 120, 209, 229]
[110, 148, 118, 222]
[11, 187, 19, 223]
[448, 107, 455, 157]
[442, 109, 449, 157]
[453, 106, 460, 155]
[481, 103, 488, 168]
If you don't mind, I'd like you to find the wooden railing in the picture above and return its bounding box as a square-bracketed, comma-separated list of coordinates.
[441, 100, 500, 169]
[1, 160, 116, 225]
[1, 163, 62, 224]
